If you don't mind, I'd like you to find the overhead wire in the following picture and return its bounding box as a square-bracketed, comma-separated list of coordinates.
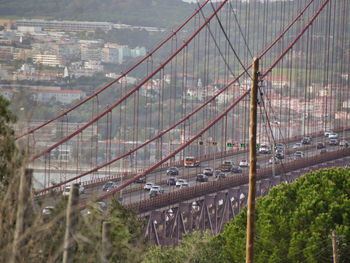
[259, 83, 287, 144]
[258, 83, 288, 179]
[228, 0, 254, 59]
[208, 0, 252, 80]
[196, 1, 239, 82]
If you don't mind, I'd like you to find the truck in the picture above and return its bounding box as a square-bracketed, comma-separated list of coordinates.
[184, 156, 200, 167]
[219, 161, 232, 172]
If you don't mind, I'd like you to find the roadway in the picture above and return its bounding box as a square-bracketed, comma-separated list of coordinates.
[37, 130, 350, 210]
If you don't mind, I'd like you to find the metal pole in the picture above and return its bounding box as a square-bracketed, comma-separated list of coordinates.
[63, 183, 80, 263]
[213, 142, 216, 172]
[246, 58, 259, 263]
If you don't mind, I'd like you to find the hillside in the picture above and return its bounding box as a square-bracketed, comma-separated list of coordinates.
[0, 0, 194, 28]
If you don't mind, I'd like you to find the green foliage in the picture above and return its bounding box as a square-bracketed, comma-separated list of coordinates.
[143, 231, 221, 263]
[217, 168, 350, 262]
[0, 95, 20, 185]
[41, 197, 146, 263]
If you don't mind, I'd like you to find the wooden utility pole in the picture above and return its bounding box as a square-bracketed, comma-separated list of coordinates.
[63, 184, 80, 263]
[10, 169, 33, 263]
[246, 58, 259, 263]
[101, 221, 111, 263]
[332, 230, 338, 263]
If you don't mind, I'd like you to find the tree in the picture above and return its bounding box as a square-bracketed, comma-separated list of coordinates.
[0, 95, 20, 185]
[143, 231, 221, 263]
[217, 167, 350, 262]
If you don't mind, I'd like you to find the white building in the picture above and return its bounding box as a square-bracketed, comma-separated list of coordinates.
[32, 89, 85, 104]
[0, 88, 85, 104]
[84, 60, 104, 72]
[33, 54, 65, 67]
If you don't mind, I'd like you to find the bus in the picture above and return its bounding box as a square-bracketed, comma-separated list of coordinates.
[184, 156, 200, 167]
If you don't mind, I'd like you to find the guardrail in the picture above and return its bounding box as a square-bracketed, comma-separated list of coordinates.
[126, 147, 350, 214]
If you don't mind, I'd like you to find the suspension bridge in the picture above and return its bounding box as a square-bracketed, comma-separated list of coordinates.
[16, 0, 349, 245]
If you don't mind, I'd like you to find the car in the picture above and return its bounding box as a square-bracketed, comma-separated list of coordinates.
[295, 151, 304, 159]
[166, 177, 177, 185]
[150, 185, 164, 194]
[301, 136, 312, 145]
[96, 201, 107, 212]
[102, 181, 117, 191]
[196, 174, 208, 182]
[135, 176, 146, 183]
[231, 165, 242, 173]
[143, 182, 154, 191]
[339, 140, 349, 148]
[329, 139, 339, 146]
[220, 161, 233, 172]
[176, 179, 187, 187]
[216, 172, 227, 180]
[275, 151, 284, 160]
[274, 143, 284, 151]
[328, 132, 338, 139]
[258, 144, 271, 154]
[105, 184, 117, 192]
[324, 130, 332, 137]
[293, 142, 302, 149]
[166, 167, 179, 176]
[179, 182, 190, 189]
[203, 167, 213, 176]
[214, 170, 222, 177]
[149, 190, 159, 198]
[42, 206, 55, 216]
[63, 185, 85, 196]
[239, 160, 249, 167]
[269, 157, 280, 165]
[317, 142, 326, 149]
[320, 148, 327, 154]
[305, 136, 312, 141]
[83, 201, 108, 216]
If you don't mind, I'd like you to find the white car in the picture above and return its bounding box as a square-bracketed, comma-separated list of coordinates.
[293, 143, 302, 149]
[239, 160, 249, 167]
[324, 131, 332, 137]
[143, 182, 154, 191]
[203, 167, 213, 176]
[339, 140, 349, 147]
[176, 179, 187, 187]
[258, 146, 271, 154]
[150, 185, 164, 194]
[42, 206, 55, 216]
[63, 185, 85, 196]
[295, 151, 305, 159]
[328, 132, 338, 139]
[179, 182, 190, 189]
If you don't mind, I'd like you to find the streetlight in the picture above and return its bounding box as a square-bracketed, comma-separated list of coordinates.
[212, 141, 217, 172]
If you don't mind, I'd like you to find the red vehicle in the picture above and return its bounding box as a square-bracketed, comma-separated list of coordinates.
[184, 156, 200, 167]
